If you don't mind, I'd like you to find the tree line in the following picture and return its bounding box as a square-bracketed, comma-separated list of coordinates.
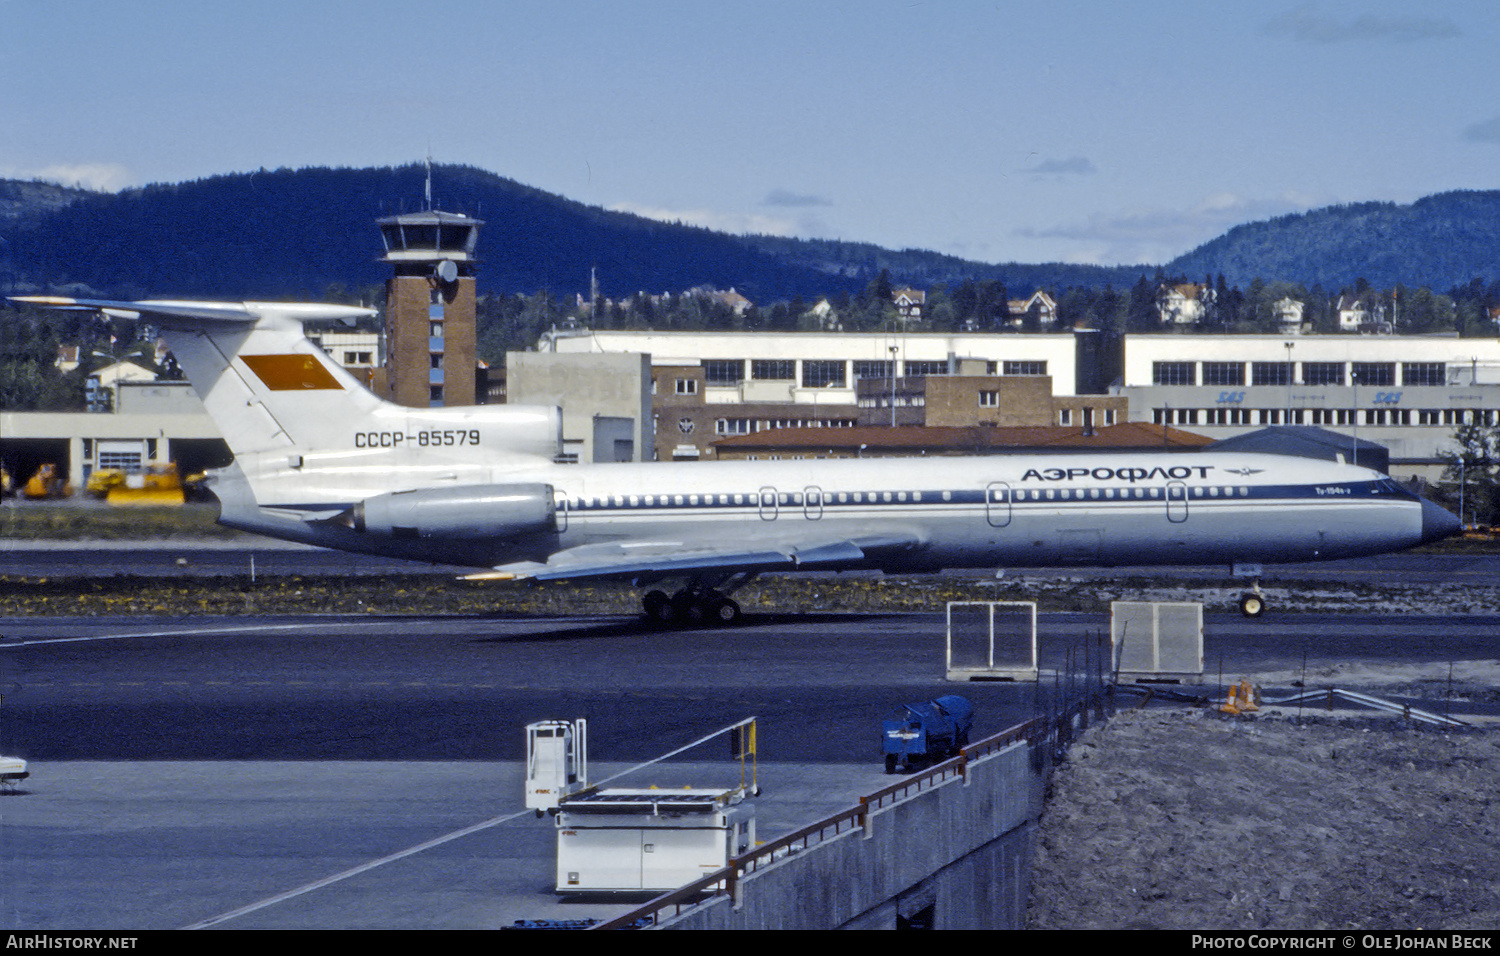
[7, 269, 1500, 411]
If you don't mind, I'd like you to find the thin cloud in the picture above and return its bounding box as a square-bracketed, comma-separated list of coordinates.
[762, 189, 833, 208]
[1462, 117, 1500, 144]
[1017, 191, 1324, 265]
[2, 163, 131, 192]
[1024, 156, 1097, 176]
[1262, 4, 1461, 43]
[607, 200, 801, 237]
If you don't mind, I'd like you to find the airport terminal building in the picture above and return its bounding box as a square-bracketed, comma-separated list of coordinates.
[1117, 334, 1500, 482]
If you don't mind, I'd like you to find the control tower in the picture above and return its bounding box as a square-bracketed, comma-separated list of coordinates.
[377, 209, 483, 407]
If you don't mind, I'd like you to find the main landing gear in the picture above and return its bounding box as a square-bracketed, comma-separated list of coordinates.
[640, 572, 756, 628]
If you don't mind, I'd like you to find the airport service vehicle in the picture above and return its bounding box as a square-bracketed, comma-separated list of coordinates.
[553, 787, 755, 894]
[10, 297, 1463, 622]
[882, 695, 974, 774]
[0, 756, 28, 791]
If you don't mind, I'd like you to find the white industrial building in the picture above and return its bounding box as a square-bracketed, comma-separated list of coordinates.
[1117, 334, 1500, 481]
[541, 329, 1083, 404]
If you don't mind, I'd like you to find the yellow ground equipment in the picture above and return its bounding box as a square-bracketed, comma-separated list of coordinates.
[21, 463, 71, 499]
[90, 463, 187, 506]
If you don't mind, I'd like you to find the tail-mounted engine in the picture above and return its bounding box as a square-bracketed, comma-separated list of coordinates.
[344, 483, 556, 540]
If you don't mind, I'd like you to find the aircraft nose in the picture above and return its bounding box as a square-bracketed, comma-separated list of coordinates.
[1420, 498, 1463, 544]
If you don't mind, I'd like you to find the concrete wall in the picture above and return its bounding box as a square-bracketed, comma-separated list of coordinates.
[661, 741, 1045, 930]
[507, 352, 653, 463]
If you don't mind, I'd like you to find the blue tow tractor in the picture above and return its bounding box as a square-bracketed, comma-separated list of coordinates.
[881, 695, 974, 774]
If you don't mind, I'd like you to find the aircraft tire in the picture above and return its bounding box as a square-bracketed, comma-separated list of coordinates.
[674, 593, 708, 627]
[643, 590, 673, 624]
[1239, 592, 1266, 618]
[710, 597, 742, 626]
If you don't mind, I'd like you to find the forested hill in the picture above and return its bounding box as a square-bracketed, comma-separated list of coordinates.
[3, 164, 1128, 302]
[1165, 190, 1500, 291]
[0, 180, 94, 230]
[1, 163, 1497, 301]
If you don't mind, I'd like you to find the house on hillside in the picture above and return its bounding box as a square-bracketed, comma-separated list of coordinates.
[713, 287, 753, 316]
[1007, 290, 1057, 327]
[1157, 283, 1209, 325]
[1336, 293, 1391, 333]
[1274, 296, 1305, 334]
[892, 287, 925, 323]
[806, 299, 840, 330]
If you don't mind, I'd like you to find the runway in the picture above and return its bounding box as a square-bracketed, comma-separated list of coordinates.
[1, 549, 1497, 929]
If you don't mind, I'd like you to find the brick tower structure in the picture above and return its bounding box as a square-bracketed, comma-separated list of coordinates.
[376, 210, 482, 407]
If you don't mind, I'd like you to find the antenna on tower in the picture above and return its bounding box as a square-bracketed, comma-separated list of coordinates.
[424, 151, 433, 211]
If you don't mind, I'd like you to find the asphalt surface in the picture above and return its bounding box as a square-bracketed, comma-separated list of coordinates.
[1, 546, 1497, 930]
[6, 539, 1500, 586]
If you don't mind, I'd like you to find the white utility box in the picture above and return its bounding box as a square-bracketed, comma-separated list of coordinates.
[555, 787, 755, 894]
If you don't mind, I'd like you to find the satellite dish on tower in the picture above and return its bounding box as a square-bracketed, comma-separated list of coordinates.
[435, 259, 458, 284]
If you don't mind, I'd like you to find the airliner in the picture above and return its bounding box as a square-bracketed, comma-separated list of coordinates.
[12, 296, 1462, 623]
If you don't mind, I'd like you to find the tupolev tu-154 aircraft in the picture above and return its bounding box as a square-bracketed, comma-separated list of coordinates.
[12, 296, 1462, 624]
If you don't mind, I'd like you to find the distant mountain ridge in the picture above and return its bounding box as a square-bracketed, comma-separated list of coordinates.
[1, 163, 1496, 300]
[1164, 190, 1500, 291]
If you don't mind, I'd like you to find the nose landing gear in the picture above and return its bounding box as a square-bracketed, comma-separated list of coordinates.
[1238, 582, 1266, 618]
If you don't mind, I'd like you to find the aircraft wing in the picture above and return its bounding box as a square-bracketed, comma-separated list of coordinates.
[465, 531, 922, 584]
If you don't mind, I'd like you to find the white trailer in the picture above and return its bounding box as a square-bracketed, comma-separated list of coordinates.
[0, 756, 28, 791]
[555, 788, 755, 894]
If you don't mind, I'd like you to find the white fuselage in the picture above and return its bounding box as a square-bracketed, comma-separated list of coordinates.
[216, 446, 1433, 572]
[14, 296, 1451, 582]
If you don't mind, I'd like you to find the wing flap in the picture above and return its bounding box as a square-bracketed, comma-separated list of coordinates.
[464, 531, 921, 583]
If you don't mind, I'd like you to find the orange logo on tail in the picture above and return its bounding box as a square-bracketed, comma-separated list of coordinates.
[240, 354, 343, 391]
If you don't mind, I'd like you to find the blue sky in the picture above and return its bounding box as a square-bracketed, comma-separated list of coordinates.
[3, 1, 1495, 267]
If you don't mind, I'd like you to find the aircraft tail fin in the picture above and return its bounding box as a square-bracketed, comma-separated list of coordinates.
[13, 297, 387, 457]
[9, 297, 563, 520]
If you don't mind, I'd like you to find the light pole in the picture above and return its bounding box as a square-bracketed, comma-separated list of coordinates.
[1283, 340, 1295, 421]
[889, 345, 899, 427]
[1459, 457, 1467, 530]
[1350, 369, 1359, 466]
